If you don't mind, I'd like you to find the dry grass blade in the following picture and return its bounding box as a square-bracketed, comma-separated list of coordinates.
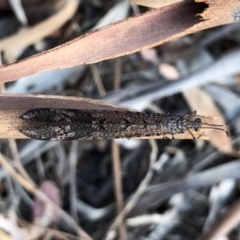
[8, 0, 28, 25]
[0, 154, 93, 240]
[135, 161, 240, 213]
[0, 0, 79, 62]
[15, 0, 77, 44]
[111, 140, 127, 240]
[197, 197, 240, 240]
[105, 139, 158, 239]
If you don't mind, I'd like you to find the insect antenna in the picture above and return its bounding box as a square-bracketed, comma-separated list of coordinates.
[200, 122, 228, 136]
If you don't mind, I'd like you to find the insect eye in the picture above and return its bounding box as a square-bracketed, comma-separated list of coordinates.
[194, 118, 202, 132]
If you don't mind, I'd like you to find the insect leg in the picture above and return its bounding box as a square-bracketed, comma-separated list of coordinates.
[187, 129, 196, 140]
[161, 132, 169, 140]
[171, 128, 175, 140]
[197, 132, 204, 139]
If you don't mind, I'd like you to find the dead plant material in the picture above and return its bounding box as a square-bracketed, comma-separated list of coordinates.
[1, 0, 240, 82]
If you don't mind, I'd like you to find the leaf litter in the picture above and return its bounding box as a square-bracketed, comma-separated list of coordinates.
[1, 1, 240, 240]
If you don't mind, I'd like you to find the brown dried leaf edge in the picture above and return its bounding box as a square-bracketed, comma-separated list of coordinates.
[0, 0, 240, 82]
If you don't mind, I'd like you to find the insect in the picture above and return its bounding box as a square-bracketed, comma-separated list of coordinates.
[19, 108, 227, 141]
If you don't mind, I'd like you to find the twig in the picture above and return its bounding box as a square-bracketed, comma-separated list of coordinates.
[111, 140, 127, 240]
[8, 139, 34, 183]
[8, 0, 28, 25]
[69, 141, 79, 222]
[104, 49, 240, 109]
[105, 139, 158, 239]
[113, 58, 122, 90]
[90, 64, 106, 97]
[197, 197, 240, 240]
[190, 135, 240, 174]
[20, 219, 83, 240]
[0, 154, 93, 240]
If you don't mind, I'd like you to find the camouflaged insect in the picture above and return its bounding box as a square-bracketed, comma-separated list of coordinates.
[19, 108, 226, 141]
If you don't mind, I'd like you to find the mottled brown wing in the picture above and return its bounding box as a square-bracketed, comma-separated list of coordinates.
[19, 122, 170, 141]
[19, 108, 183, 140]
[20, 108, 169, 124]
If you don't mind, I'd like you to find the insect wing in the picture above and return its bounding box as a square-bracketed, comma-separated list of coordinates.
[19, 124, 93, 140]
[20, 109, 92, 124]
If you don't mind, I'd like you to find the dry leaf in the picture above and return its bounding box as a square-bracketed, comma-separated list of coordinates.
[183, 87, 238, 156]
[1, 0, 240, 82]
[0, 0, 79, 62]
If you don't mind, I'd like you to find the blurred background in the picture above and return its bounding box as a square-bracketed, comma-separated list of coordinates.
[1, 0, 240, 239]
